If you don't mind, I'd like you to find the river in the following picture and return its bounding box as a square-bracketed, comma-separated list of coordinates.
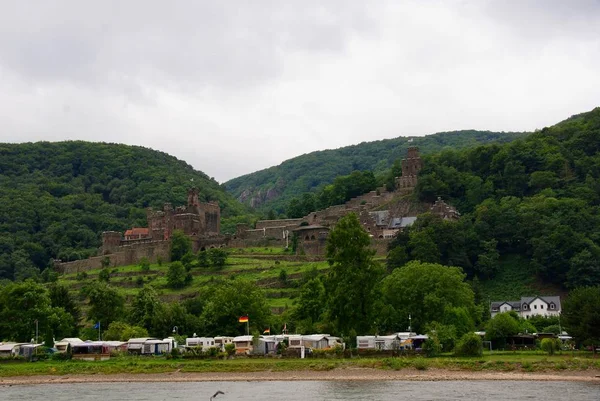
[0, 380, 598, 400]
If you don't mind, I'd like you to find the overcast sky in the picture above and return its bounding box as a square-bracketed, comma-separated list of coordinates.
[1, 1, 599, 182]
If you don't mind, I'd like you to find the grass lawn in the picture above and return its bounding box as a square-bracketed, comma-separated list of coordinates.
[1, 351, 598, 377]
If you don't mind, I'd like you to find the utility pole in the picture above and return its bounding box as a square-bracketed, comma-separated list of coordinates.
[34, 319, 38, 344]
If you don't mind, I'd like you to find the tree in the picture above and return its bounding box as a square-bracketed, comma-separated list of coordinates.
[381, 261, 476, 334]
[197, 250, 209, 267]
[170, 230, 191, 262]
[167, 262, 187, 289]
[484, 312, 520, 348]
[83, 281, 125, 328]
[325, 213, 384, 335]
[130, 286, 161, 331]
[104, 321, 149, 341]
[200, 279, 271, 336]
[562, 286, 600, 348]
[293, 278, 326, 325]
[475, 239, 500, 278]
[208, 248, 228, 268]
[0, 280, 74, 342]
[454, 333, 483, 357]
[48, 283, 81, 335]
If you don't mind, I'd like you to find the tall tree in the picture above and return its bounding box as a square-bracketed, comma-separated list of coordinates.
[325, 213, 384, 335]
[562, 286, 600, 348]
[381, 261, 476, 333]
[83, 281, 125, 328]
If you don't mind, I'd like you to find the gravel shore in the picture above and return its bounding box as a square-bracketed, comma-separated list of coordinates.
[1, 368, 599, 385]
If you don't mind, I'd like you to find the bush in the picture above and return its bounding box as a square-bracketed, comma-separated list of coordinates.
[98, 268, 110, 282]
[225, 343, 236, 356]
[540, 338, 561, 355]
[139, 257, 150, 272]
[413, 358, 429, 370]
[167, 262, 187, 289]
[197, 250, 209, 267]
[76, 271, 88, 281]
[422, 336, 442, 357]
[454, 333, 483, 357]
[135, 276, 144, 287]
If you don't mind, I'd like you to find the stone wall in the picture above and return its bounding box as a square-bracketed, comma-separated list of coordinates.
[255, 219, 303, 229]
[55, 241, 171, 274]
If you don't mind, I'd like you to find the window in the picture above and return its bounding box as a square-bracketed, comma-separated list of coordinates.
[540, 304, 544, 309]
[534, 305, 537, 309]
[523, 304, 528, 310]
[550, 304, 555, 310]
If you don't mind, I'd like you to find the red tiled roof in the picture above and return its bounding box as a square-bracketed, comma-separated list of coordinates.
[124, 227, 149, 237]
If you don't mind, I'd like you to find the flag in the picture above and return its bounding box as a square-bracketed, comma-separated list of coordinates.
[238, 316, 249, 323]
[263, 328, 270, 334]
[93, 322, 100, 329]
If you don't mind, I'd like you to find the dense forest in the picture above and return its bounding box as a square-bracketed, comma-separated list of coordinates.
[0, 142, 252, 281]
[387, 107, 600, 290]
[224, 130, 527, 213]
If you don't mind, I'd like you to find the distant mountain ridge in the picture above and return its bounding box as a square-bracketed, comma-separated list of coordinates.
[224, 130, 528, 212]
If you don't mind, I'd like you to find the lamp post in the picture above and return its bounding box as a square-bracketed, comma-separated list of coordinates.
[34, 319, 38, 344]
[172, 326, 178, 336]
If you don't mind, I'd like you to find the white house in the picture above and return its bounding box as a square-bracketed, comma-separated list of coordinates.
[490, 296, 561, 319]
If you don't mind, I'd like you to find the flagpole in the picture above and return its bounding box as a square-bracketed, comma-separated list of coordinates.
[98, 321, 101, 341]
[246, 320, 249, 336]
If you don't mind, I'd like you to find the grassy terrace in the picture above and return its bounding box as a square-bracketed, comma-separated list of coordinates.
[57, 248, 330, 312]
[1, 352, 599, 377]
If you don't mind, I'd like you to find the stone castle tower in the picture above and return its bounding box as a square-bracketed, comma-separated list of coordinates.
[396, 146, 422, 189]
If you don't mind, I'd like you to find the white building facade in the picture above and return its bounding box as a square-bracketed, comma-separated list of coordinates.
[490, 296, 561, 319]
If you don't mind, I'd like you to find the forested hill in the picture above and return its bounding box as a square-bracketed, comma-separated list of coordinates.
[391, 107, 600, 291]
[0, 141, 250, 281]
[224, 130, 527, 212]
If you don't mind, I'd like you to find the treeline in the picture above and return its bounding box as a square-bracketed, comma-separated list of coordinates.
[226, 130, 526, 213]
[286, 170, 377, 218]
[387, 107, 600, 289]
[0, 141, 252, 282]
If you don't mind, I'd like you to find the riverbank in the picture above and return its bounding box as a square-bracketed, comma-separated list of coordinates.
[1, 353, 599, 384]
[1, 368, 600, 385]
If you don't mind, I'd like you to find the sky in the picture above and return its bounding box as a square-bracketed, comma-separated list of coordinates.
[0, 1, 599, 183]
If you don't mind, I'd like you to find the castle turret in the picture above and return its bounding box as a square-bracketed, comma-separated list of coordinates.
[396, 147, 422, 189]
[102, 231, 122, 255]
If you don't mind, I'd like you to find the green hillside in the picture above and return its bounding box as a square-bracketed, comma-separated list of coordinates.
[224, 130, 527, 213]
[387, 107, 600, 290]
[0, 141, 252, 281]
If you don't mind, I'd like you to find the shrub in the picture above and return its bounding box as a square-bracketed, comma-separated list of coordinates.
[454, 333, 483, 357]
[135, 276, 144, 287]
[167, 262, 187, 289]
[197, 250, 209, 267]
[540, 338, 561, 355]
[278, 269, 288, 284]
[101, 256, 111, 268]
[76, 271, 88, 281]
[139, 257, 150, 272]
[225, 343, 236, 356]
[422, 336, 442, 357]
[98, 268, 110, 282]
[413, 358, 429, 371]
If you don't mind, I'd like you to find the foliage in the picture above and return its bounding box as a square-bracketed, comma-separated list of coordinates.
[0, 280, 75, 342]
[381, 261, 476, 334]
[325, 213, 384, 335]
[562, 286, 600, 346]
[139, 257, 151, 273]
[200, 279, 272, 336]
[208, 248, 229, 268]
[197, 250, 209, 267]
[103, 321, 149, 341]
[170, 230, 192, 262]
[130, 286, 161, 331]
[422, 335, 442, 357]
[98, 268, 110, 282]
[167, 262, 188, 289]
[0, 141, 249, 281]
[454, 333, 483, 357]
[408, 108, 600, 289]
[82, 281, 125, 327]
[485, 313, 520, 345]
[540, 338, 561, 355]
[225, 130, 527, 213]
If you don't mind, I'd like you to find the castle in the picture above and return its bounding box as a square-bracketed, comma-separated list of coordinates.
[233, 147, 459, 255]
[54, 147, 459, 273]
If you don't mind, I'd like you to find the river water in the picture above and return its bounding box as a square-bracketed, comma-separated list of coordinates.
[0, 381, 598, 400]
